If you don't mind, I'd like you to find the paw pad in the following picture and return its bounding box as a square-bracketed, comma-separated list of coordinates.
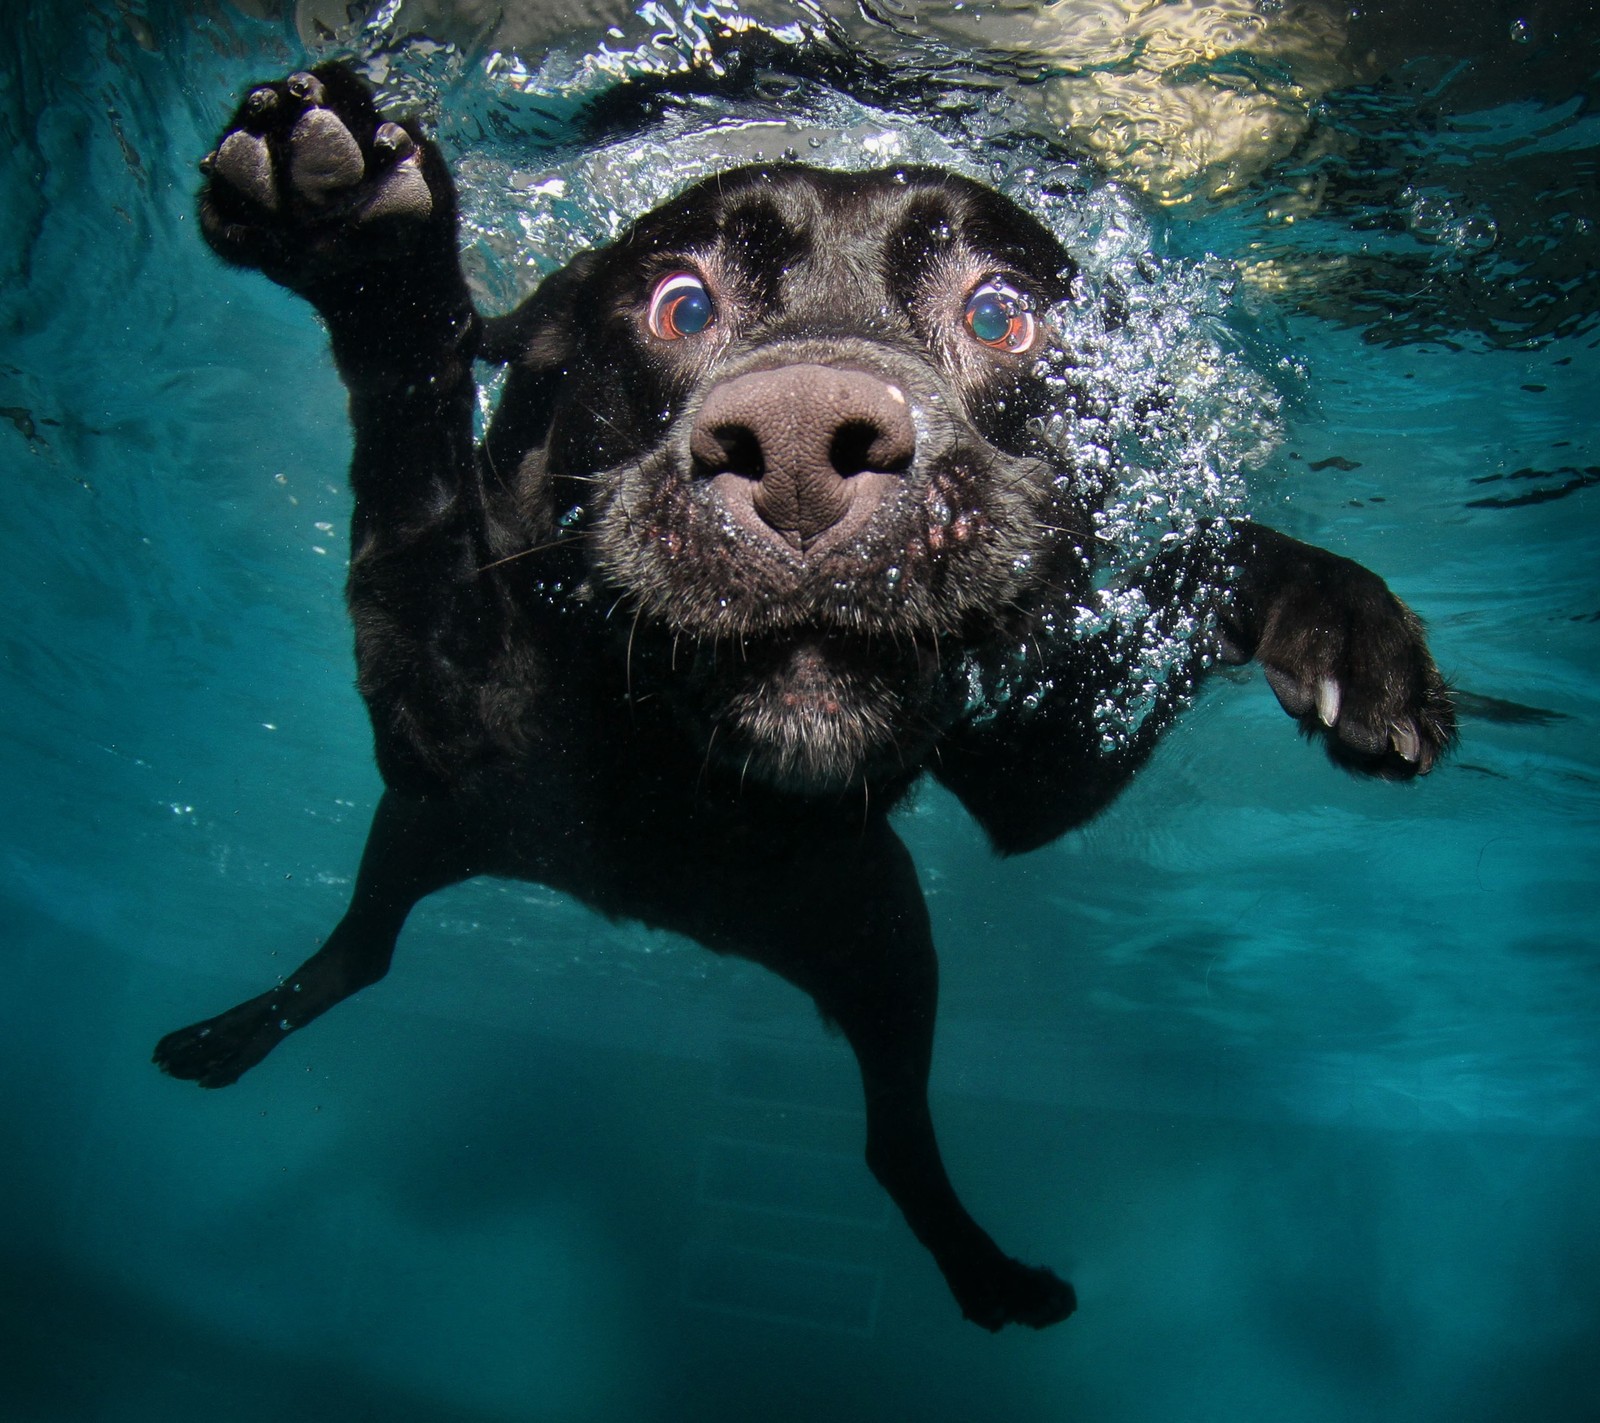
[215, 129, 277, 210]
[288, 106, 364, 200]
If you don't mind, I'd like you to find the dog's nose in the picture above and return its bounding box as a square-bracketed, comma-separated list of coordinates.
[690, 365, 915, 547]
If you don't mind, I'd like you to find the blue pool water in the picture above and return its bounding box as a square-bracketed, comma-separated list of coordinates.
[2, 2, 1597, 1418]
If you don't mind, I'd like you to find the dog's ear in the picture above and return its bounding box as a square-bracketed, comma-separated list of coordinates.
[481, 250, 602, 486]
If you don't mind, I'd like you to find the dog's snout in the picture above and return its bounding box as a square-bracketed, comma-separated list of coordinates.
[691, 365, 914, 547]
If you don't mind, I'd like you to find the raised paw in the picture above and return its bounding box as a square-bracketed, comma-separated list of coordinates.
[153, 989, 297, 1089]
[199, 63, 447, 291]
[1223, 528, 1455, 778]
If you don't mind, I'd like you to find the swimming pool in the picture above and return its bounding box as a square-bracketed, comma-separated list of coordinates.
[2, 2, 1596, 1418]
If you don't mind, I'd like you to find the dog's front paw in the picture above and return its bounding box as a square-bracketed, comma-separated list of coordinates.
[199, 63, 443, 290]
[1225, 540, 1455, 777]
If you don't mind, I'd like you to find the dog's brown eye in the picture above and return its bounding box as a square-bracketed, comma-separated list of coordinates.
[647, 272, 715, 340]
[963, 280, 1037, 354]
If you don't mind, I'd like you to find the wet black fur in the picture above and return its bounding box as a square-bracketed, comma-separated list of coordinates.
[158, 65, 1454, 1331]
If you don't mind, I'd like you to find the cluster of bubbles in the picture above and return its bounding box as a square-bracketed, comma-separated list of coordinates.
[1022, 184, 1281, 746]
[344, 1, 1284, 749]
[1400, 186, 1500, 257]
[453, 75, 988, 302]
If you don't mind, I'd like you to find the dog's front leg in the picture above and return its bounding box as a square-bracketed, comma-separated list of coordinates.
[199, 63, 514, 793]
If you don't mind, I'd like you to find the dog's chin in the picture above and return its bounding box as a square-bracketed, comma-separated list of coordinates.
[702, 638, 920, 795]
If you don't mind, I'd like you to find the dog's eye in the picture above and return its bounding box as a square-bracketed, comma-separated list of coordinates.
[963, 280, 1037, 354]
[647, 272, 716, 340]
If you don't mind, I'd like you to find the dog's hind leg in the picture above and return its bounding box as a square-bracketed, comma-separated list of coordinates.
[764, 824, 1077, 1331]
[153, 791, 471, 1088]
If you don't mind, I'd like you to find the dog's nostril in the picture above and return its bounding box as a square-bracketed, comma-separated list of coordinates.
[830, 418, 910, 478]
[694, 422, 764, 480]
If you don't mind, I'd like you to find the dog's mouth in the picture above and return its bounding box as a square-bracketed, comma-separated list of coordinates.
[678, 628, 945, 794]
[589, 441, 1048, 645]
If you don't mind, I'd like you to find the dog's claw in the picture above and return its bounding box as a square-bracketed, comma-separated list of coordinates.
[373, 121, 415, 161]
[1242, 530, 1453, 778]
[1390, 717, 1421, 763]
[1315, 675, 1341, 728]
[286, 70, 326, 105]
[199, 63, 446, 278]
[154, 992, 291, 1088]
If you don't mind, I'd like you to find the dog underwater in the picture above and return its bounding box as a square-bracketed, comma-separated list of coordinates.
[155, 63, 1453, 1331]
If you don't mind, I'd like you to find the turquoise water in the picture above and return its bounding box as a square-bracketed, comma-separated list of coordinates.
[2, 2, 1597, 1418]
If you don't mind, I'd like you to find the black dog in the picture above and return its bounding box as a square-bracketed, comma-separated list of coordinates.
[155, 65, 1453, 1331]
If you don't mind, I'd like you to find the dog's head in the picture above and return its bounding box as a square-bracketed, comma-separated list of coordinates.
[495, 164, 1092, 793]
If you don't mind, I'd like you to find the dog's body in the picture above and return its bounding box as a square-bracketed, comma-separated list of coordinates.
[156, 66, 1453, 1330]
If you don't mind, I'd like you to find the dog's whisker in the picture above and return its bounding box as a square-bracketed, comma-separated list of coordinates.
[572, 397, 634, 445]
[696, 719, 721, 797]
[625, 604, 644, 705]
[476, 534, 588, 575]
